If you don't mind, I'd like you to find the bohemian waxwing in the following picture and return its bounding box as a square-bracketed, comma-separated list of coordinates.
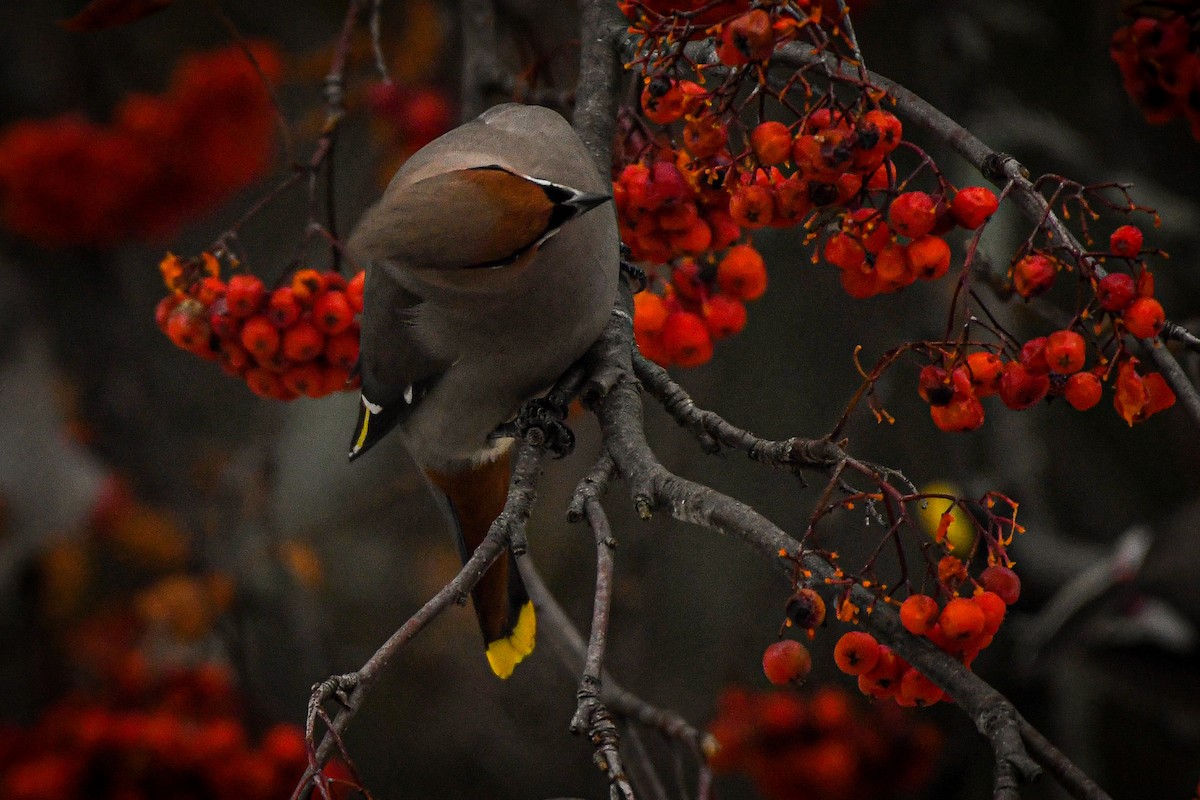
[346, 103, 619, 678]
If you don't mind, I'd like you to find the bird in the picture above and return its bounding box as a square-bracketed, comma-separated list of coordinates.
[345, 103, 619, 678]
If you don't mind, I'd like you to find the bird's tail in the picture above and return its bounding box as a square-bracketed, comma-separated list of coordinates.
[424, 448, 535, 679]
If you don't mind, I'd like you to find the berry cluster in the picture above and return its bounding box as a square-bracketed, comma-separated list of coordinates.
[1110, 3, 1200, 139]
[833, 565, 1020, 707]
[157, 254, 363, 401]
[619, 1, 988, 367]
[0, 42, 282, 248]
[0, 662, 310, 800]
[706, 686, 941, 800]
[918, 224, 1175, 432]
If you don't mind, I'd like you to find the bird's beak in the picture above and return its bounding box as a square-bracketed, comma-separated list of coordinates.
[565, 191, 611, 215]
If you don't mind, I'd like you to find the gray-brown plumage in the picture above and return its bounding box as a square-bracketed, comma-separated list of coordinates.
[346, 103, 618, 677]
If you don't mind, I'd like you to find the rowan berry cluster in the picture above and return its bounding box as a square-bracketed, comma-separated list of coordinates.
[1110, 2, 1200, 139]
[0, 42, 282, 248]
[706, 686, 941, 800]
[832, 564, 1020, 707]
[0, 661, 309, 800]
[619, 1, 987, 366]
[157, 254, 363, 401]
[917, 223, 1175, 432]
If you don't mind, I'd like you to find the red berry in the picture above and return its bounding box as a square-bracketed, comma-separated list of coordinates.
[671, 259, 706, 301]
[980, 565, 1021, 605]
[858, 646, 905, 698]
[245, 367, 284, 399]
[226, 275, 266, 318]
[907, 235, 951, 280]
[888, 191, 937, 238]
[266, 287, 301, 329]
[1044, 330, 1086, 374]
[833, 631, 880, 676]
[974, 591, 1007, 635]
[951, 186, 1000, 229]
[703, 294, 748, 339]
[717, 245, 768, 300]
[750, 121, 792, 165]
[324, 330, 360, 370]
[1123, 297, 1165, 339]
[939, 597, 985, 641]
[1013, 254, 1056, 298]
[899, 594, 940, 636]
[823, 233, 866, 271]
[661, 311, 713, 367]
[1110, 225, 1143, 257]
[1096, 273, 1137, 311]
[728, 184, 774, 229]
[312, 290, 355, 335]
[166, 306, 210, 352]
[930, 393, 985, 432]
[918, 365, 955, 406]
[634, 291, 670, 336]
[1064, 371, 1103, 411]
[899, 668, 944, 706]
[239, 316, 279, 359]
[716, 9, 774, 65]
[682, 114, 728, 159]
[861, 110, 902, 152]
[1019, 336, 1051, 375]
[283, 363, 327, 398]
[282, 320, 325, 362]
[965, 352, 1004, 397]
[762, 640, 812, 685]
[640, 78, 686, 125]
[999, 361, 1050, 410]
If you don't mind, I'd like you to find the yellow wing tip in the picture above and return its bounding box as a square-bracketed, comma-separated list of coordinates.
[485, 601, 536, 679]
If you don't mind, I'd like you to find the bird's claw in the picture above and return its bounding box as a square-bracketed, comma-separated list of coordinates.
[619, 249, 647, 292]
[491, 397, 575, 458]
[310, 673, 359, 711]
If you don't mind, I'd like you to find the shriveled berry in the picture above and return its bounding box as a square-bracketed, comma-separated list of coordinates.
[951, 186, 999, 229]
[1013, 254, 1056, 298]
[980, 565, 1021, 605]
[762, 640, 811, 685]
[717, 9, 775, 65]
[786, 587, 826, 630]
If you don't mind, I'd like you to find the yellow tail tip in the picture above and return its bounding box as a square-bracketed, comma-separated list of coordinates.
[485, 601, 536, 679]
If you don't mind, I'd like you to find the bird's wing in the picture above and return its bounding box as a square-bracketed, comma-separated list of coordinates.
[348, 267, 448, 460]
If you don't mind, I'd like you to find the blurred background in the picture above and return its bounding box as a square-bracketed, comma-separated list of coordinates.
[1, 1, 1199, 799]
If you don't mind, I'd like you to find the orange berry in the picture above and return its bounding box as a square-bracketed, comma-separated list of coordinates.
[888, 191, 936, 238]
[240, 316, 280, 359]
[833, 631, 880, 675]
[226, 275, 266, 318]
[661, 311, 713, 367]
[750, 121, 792, 165]
[716, 9, 774, 65]
[682, 114, 728, 159]
[974, 590, 1007, 635]
[899, 594, 940, 636]
[633, 291, 670, 336]
[939, 597, 985, 641]
[291, 269, 325, 305]
[1044, 330, 1086, 374]
[858, 645, 905, 698]
[965, 352, 1004, 397]
[324, 329, 360, 370]
[998, 361, 1050, 410]
[938, 555, 968, 587]
[762, 640, 812, 685]
[717, 244, 768, 300]
[728, 184, 774, 229]
[907, 235, 951, 280]
[346, 270, 366, 313]
[312, 290, 355, 335]
[703, 294, 747, 339]
[930, 394, 984, 432]
[1123, 297, 1165, 339]
[1064, 371, 1103, 411]
[823, 233, 866, 271]
[950, 186, 999, 229]
[282, 320, 324, 362]
[899, 668, 944, 706]
[1012, 254, 1057, 298]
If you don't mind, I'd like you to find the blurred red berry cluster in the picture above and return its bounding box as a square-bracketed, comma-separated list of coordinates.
[707, 686, 940, 800]
[0, 42, 283, 248]
[917, 224, 1174, 432]
[1110, 2, 1200, 138]
[157, 255, 363, 401]
[0, 662, 311, 800]
[367, 82, 454, 161]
